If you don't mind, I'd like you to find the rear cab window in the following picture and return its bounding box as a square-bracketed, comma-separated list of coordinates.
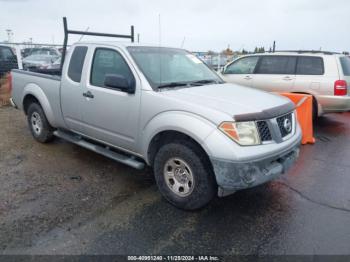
[339, 56, 350, 76]
[296, 56, 324, 75]
[255, 56, 297, 74]
[0, 46, 15, 61]
[68, 46, 88, 83]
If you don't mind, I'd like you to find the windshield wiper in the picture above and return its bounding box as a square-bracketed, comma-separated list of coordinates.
[157, 82, 188, 89]
[157, 79, 222, 90]
[189, 79, 221, 85]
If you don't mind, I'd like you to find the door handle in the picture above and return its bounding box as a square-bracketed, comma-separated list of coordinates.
[83, 91, 94, 99]
[282, 76, 293, 81]
[244, 76, 252, 80]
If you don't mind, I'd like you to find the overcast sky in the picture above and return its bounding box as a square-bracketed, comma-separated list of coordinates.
[0, 0, 349, 52]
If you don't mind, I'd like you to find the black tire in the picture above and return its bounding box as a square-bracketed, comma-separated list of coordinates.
[153, 140, 217, 210]
[27, 103, 54, 143]
[312, 97, 318, 122]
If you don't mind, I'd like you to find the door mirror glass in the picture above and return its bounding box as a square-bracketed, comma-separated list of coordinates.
[104, 74, 135, 94]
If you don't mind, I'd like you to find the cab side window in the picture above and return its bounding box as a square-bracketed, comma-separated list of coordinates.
[255, 56, 297, 74]
[224, 56, 259, 74]
[90, 48, 134, 88]
[296, 57, 324, 75]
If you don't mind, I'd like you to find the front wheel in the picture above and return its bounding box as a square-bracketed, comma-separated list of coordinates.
[27, 103, 54, 143]
[153, 141, 217, 210]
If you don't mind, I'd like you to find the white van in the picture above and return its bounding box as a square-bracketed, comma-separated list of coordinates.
[220, 51, 350, 118]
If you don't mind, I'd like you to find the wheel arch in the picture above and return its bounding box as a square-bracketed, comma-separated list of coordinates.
[290, 91, 320, 116]
[148, 130, 214, 168]
[22, 84, 56, 126]
[141, 111, 217, 166]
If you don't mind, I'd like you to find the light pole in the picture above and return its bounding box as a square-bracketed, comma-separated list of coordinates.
[6, 29, 13, 43]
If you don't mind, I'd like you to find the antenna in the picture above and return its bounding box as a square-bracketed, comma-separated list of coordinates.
[78, 27, 90, 42]
[158, 14, 162, 86]
[181, 37, 186, 48]
[158, 14, 162, 46]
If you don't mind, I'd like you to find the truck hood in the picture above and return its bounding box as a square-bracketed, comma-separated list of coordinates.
[161, 83, 294, 121]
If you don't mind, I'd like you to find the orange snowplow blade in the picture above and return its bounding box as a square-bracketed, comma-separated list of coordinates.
[279, 93, 315, 145]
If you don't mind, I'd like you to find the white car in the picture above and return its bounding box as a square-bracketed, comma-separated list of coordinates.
[220, 51, 350, 118]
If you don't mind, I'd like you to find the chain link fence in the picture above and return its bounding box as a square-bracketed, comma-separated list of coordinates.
[0, 42, 64, 106]
[0, 42, 64, 73]
[192, 52, 239, 71]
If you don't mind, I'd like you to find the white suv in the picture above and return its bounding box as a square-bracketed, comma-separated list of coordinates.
[220, 51, 350, 118]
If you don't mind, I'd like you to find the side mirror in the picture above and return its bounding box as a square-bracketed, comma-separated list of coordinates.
[221, 67, 226, 74]
[104, 74, 135, 94]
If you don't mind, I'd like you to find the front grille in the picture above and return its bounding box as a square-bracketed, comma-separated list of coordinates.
[256, 121, 272, 142]
[276, 113, 293, 137]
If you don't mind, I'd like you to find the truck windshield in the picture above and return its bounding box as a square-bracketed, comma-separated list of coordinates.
[127, 46, 223, 90]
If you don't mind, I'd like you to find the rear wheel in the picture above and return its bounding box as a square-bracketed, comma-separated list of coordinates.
[153, 140, 217, 210]
[27, 103, 54, 143]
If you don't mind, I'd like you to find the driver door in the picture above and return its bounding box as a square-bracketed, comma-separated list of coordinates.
[80, 47, 141, 152]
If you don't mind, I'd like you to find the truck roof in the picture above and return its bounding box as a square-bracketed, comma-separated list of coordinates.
[72, 41, 179, 49]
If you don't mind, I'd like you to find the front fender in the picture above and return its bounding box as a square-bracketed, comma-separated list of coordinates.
[23, 83, 57, 127]
[141, 111, 217, 164]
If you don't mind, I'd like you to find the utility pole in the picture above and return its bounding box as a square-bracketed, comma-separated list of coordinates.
[137, 33, 140, 43]
[272, 41, 276, 52]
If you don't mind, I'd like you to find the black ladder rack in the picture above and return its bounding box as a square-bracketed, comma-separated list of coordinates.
[60, 17, 134, 73]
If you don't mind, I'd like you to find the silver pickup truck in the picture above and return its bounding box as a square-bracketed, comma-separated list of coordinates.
[10, 42, 302, 209]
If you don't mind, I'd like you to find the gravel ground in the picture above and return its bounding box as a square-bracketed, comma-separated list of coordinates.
[0, 106, 350, 255]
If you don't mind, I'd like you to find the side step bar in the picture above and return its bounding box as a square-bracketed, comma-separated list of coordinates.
[53, 130, 145, 170]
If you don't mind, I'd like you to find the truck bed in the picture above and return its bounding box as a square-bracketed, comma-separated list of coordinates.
[11, 69, 63, 127]
[12, 69, 61, 81]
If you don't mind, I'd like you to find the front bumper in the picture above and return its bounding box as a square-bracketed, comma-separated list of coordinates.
[211, 140, 301, 197]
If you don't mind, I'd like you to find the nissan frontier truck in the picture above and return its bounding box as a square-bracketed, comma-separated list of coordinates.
[10, 41, 301, 210]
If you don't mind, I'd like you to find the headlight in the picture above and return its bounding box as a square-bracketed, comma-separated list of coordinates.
[219, 121, 260, 146]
